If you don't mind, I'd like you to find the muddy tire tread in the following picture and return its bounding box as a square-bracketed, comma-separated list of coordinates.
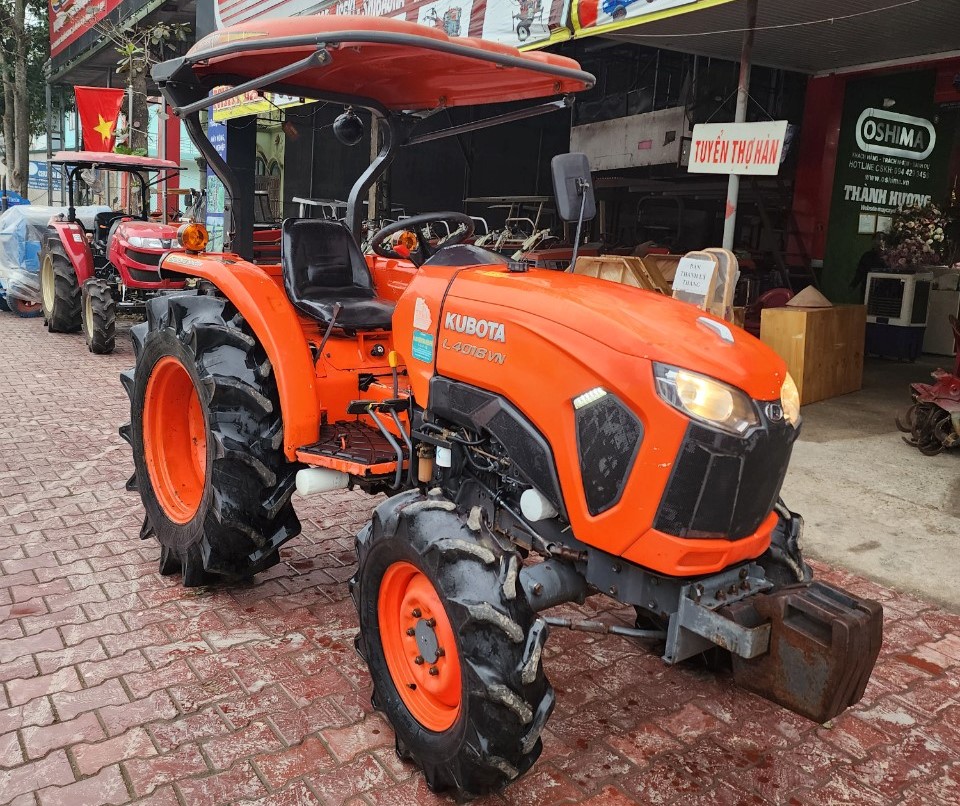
[353, 494, 553, 798]
[82, 278, 116, 353]
[121, 290, 300, 585]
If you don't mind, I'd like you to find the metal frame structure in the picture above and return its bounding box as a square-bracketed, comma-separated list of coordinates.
[152, 28, 593, 258]
[49, 152, 182, 225]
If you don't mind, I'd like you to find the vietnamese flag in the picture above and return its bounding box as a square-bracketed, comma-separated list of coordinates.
[75, 87, 126, 152]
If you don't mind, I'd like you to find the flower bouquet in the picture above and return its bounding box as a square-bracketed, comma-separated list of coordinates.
[882, 202, 951, 271]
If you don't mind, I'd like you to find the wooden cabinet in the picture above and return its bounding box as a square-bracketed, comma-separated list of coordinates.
[759, 305, 867, 405]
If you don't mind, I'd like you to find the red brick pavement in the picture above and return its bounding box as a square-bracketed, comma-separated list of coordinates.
[1, 312, 959, 805]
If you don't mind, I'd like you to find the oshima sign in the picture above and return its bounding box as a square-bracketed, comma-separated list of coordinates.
[855, 108, 937, 161]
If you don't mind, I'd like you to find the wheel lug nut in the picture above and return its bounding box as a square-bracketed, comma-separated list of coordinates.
[412, 608, 422, 618]
[414, 655, 424, 665]
[406, 628, 416, 636]
[408, 683, 417, 690]
[429, 666, 439, 676]
[436, 647, 445, 657]
[426, 618, 436, 628]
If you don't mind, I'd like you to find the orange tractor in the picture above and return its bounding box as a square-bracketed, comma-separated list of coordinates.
[123, 16, 882, 799]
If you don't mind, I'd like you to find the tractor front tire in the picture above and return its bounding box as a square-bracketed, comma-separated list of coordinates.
[81, 278, 117, 354]
[352, 493, 554, 798]
[39, 239, 81, 332]
[120, 290, 300, 586]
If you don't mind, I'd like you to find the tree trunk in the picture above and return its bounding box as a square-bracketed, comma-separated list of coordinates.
[0, 52, 14, 192]
[11, 0, 29, 196]
[131, 67, 149, 154]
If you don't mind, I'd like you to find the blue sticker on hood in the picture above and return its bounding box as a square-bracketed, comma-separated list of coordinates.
[412, 329, 434, 363]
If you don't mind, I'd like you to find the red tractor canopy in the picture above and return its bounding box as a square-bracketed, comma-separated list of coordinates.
[50, 151, 181, 172]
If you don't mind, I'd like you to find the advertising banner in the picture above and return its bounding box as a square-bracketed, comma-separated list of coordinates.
[822, 70, 955, 302]
[50, 0, 124, 59]
[571, 0, 734, 41]
[205, 119, 228, 252]
[212, 91, 309, 122]
[212, 0, 571, 50]
[688, 120, 788, 176]
[28, 161, 64, 192]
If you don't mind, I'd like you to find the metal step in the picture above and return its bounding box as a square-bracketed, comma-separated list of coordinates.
[296, 421, 408, 477]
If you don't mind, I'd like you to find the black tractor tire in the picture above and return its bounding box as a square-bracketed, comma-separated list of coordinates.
[81, 278, 117, 354]
[39, 238, 81, 332]
[352, 492, 554, 798]
[0, 294, 9, 312]
[119, 290, 300, 586]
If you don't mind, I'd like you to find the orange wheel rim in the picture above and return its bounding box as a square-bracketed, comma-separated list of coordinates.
[379, 561, 462, 731]
[142, 356, 207, 524]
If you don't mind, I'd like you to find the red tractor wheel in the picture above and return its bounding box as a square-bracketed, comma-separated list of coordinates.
[10, 297, 43, 318]
[39, 239, 81, 332]
[119, 290, 300, 585]
[352, 494, 554, 798]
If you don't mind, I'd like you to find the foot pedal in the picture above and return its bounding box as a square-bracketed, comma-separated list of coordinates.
[723, 581, 883, 724]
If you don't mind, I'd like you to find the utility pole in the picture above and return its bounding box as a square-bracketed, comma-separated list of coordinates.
[721, 0, 758, 251]
[45, 61, 53, 205]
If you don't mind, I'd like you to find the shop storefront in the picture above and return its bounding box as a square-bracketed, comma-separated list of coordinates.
[794, 60, 960, 302]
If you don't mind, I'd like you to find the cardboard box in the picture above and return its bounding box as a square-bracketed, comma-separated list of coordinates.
[760, 305, 867, 405]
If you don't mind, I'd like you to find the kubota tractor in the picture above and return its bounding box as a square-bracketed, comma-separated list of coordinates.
[39, 152, 187, 354]
[122, 16, 883, 799]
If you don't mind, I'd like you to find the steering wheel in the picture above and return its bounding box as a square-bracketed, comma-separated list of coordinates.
[371, 212, 475, 267]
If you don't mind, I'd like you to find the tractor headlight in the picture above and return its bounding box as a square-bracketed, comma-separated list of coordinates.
[781, 373, 801, 427]
[654, 363, 759, 436]
[128, 236, 165, 249]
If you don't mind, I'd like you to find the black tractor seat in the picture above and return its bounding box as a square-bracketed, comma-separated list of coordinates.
[93, 211, 129, 246]
[281, 218, 394, 331]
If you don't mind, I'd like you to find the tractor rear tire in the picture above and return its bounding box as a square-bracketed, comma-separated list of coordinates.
[0, 294, 9, 312]
[120, 290, 300, 586]
[81, 278, 117, 354]
[352, 493, 554, 798]
[39, 239, 81, 333]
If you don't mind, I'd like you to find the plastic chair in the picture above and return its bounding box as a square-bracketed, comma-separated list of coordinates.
[744, 288, 795, 337]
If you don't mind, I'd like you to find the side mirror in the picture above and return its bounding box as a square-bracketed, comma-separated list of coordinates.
[551, 152, 596, 223]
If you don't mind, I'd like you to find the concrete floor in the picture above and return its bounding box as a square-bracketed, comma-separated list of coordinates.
[782, 355, 960, 612]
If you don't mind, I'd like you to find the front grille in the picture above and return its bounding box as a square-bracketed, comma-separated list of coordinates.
[654, 411, 797, 539]
[127, 267, 163, 283]
[128, 250, 163, 267]
[575, 394, 643, 515]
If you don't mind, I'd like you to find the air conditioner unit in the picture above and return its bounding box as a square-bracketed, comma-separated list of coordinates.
[864, 272, 933, 327]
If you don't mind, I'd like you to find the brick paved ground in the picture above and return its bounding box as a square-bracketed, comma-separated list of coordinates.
[0, 311, 959, 806]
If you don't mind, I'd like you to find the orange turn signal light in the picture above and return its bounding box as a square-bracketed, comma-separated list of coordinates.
[396, 230, 418, 252]
[178, 223, 209, 253]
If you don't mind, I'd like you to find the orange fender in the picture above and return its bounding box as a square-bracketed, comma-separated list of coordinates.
[162, 253, 320, 459]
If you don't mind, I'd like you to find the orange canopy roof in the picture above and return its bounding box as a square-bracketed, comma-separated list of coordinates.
[182, 15, 594, 111]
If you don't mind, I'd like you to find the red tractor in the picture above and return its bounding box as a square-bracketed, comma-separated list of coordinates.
[123, 16, 883, 799]
[39, 152, 187, 354]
